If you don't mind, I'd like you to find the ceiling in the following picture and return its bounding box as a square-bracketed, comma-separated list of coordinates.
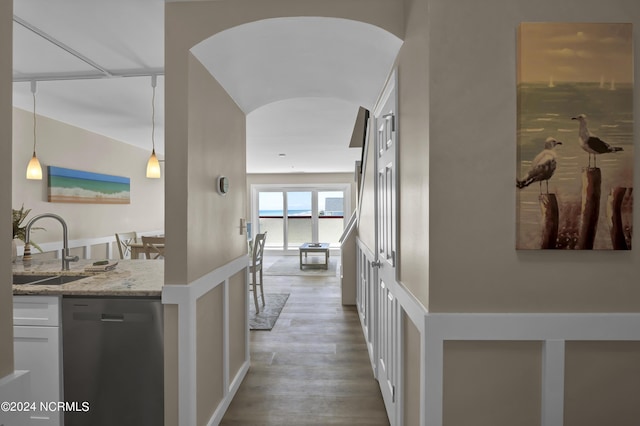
[12, 1, 402, 174]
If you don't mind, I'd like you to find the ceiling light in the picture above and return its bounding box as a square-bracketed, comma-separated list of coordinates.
[146, 75, 161, 179]
[278, 153, 286, 157]
[26, 81, 43, 180]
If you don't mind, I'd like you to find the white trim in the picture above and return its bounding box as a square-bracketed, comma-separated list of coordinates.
[18, 229, 164, 259]
[542, 340, 564, 426]
[161, 254, 250, 426]
[373, 69, 396, 117]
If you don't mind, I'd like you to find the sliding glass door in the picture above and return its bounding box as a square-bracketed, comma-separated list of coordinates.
[318, 191, 344, 245]
[286, 191, 313, 247]
[254, 185, 349, 252]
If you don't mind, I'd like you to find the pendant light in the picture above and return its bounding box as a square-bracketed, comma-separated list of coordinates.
[146, 75, 161, 178]
[26, 81, 43, 180]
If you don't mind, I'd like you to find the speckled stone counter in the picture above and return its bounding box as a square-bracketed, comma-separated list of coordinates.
[13, 259, 163, 297]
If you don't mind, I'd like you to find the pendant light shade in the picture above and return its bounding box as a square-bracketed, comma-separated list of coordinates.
[26, 152, 43, 180]
[146, 75, 161, 178]
[146, 149, 161, 178]
[26, 81, 43, 180]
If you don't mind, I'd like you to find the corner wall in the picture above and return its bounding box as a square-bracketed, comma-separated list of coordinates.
[164, 4, 249, 424]
[0, 0, 13, 380]
[398, 0, 429, 306]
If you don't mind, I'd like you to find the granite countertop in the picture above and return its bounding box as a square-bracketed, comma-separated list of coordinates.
[13, 258, 163, 297]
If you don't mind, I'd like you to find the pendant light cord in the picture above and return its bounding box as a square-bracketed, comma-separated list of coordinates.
[32, 89, 37, 154]
[151, 75, 156, 152]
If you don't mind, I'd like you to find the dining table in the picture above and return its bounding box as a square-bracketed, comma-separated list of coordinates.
[128, 241, 165, 259]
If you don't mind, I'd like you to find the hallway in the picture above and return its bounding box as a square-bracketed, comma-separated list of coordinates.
[221, 256, 389, 425]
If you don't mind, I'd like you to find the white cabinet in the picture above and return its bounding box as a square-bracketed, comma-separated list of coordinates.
[13, 296, 63, 426]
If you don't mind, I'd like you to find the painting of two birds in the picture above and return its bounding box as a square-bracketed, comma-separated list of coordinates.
[516, 22, 633, 250]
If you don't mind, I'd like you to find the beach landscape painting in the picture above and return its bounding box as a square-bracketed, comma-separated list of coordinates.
[48, 166, 131, 204]
[516, 22, 633, 250]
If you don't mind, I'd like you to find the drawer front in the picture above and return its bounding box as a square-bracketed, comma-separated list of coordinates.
[14, 325, 62, 426]
[13, 296, 61, 327]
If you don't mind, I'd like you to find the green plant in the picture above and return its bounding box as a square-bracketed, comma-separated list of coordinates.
[12, 205, 44, 252]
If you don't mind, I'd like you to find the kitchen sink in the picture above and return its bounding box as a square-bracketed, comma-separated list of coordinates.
[13, 274, 89, 285]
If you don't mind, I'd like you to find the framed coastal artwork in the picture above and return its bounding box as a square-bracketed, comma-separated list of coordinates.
[47, 166, 131, 204]
[516, 22, 633, 250]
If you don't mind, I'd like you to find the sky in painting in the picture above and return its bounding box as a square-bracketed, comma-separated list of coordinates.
[518, 23, 633, 84]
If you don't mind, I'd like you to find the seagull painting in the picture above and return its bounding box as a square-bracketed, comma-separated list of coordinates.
[571, 114, 623, 168]
[516, 137, 562, 193]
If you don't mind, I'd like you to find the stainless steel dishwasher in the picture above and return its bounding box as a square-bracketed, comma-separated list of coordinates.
[62, 297, 163, 426]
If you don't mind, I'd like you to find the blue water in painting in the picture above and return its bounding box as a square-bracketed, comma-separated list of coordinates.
[516, 82, 633, 249]
[48, 166, 130, 201]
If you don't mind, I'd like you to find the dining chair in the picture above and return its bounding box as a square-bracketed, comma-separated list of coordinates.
[142, 236, 165, 260]
[115, 231, 137, 259]
[249, 232, 267, 313]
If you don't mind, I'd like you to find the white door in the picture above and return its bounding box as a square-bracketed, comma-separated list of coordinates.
[374, 72, 401, 425]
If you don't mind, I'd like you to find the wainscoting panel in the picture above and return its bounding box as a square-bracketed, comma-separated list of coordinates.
[162, 254, 250, 426]
[356, 238, 640, 426]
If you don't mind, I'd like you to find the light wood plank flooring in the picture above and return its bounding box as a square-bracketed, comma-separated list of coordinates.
[221, 256, 389, 426]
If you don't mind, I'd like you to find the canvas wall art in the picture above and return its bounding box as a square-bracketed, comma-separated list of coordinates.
[48, 166, 131, 204]
[516, 22, 633, 250]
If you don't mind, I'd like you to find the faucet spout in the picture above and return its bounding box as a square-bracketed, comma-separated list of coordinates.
[25, 213, 79, 271]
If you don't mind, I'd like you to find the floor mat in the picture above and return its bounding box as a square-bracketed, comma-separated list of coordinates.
[249, 293, 290, 330]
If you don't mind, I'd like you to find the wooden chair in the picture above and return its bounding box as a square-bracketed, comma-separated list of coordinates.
[115, 231, 137, 259]
[250, 232, 267, 313]
[142, 236, 165, 260]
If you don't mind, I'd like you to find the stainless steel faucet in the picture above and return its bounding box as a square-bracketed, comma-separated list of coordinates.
[25, 213, 80, 271]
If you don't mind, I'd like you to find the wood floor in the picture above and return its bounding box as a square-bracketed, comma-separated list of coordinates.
[220, 256, 389, 426]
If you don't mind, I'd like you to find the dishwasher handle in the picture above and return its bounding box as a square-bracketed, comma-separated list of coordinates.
[101, 313, 125, 322]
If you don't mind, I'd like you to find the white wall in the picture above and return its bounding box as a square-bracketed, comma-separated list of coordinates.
[12, 107, 164, 248]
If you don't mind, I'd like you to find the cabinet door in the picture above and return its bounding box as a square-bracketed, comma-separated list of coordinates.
[14, 326, 62, 426]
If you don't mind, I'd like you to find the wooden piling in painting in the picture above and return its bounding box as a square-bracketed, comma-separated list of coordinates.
[607, 187, 632, 250]
[538, 193, 559, 249]
[577, 168, 601, 250]
[622, 188, 633, 249]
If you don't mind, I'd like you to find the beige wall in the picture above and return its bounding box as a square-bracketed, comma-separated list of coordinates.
[196, 285, 224, 425]
[165, 4, 249, 424]
[12, 108, 165, 246]
[228, 271, 247, 378]
[443, 341, 542, 426]
[423, 1, 640, 424]
[186, 55, 247, 282]
[427, 0, 640, 313]
[564, 341, 640, 426]
[398, 0, 429, 306]
[0, 0, 13, 379]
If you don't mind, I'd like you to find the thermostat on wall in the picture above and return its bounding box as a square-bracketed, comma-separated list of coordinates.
[217, 176, 229, 195]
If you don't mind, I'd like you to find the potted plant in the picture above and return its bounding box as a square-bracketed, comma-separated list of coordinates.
[12, 205, 44, 261]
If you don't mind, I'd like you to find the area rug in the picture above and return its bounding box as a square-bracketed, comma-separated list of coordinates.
[264, 255, 338, 277]
[249, 293, 289, 330]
